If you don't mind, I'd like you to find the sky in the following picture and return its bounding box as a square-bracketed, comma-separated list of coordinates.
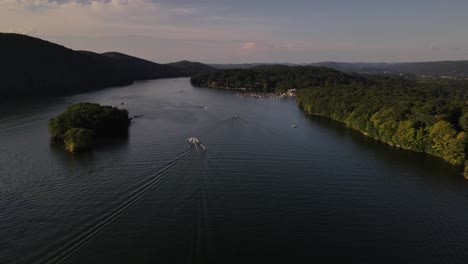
[1, 0, 468, 63]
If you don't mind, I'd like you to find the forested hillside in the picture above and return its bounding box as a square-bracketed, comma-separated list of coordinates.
[297, 79, 468, 167]
[0, 34, 212, 98]
[191, 65, 362, 92]
[167, 60, 215, 76]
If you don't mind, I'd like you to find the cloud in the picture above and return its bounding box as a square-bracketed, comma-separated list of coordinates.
[169, 7, 198, 15]
[0, 0, 270, 62]
[0, 0, 260, 41]
[1, 0, 162, 34]
[429, 44, 441, 51]
[6, 27, 39, 35]
[242, 42, 256, 49]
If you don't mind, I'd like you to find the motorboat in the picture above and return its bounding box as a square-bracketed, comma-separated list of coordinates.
[188, 137, 206, 151]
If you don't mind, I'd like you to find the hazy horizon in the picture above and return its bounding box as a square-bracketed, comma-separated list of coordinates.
[2, 0, 468, 64]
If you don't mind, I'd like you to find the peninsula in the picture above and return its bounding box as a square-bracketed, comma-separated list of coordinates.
[191, 66, 468, 178]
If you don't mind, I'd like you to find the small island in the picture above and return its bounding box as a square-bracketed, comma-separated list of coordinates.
[49, 102, 131, 153]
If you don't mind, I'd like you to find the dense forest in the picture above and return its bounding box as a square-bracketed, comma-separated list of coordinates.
[192, 66, 468, 177]
[0, 34, 214, 98]
[191, 65, 363, 92]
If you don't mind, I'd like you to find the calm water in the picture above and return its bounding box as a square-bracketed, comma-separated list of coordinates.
[1, 78, 468, 264]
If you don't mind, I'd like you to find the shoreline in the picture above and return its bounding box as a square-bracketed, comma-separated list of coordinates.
[195, 85, 296, 99]
[303, 110, 467, 178]
[194, 83, 467, 179]
[236, 92, 293, 99]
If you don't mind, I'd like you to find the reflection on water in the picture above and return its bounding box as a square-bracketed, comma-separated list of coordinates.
[49, 140, 96, 167]
[1, 78, 468, 264]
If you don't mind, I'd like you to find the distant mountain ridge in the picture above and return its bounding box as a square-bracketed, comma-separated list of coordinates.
[167, 60, 216, 76]
[209, 63, 298, 69]
[211, 61, 468, 77]
[308, 61, 468, 76]
[0, 33, 214, 98]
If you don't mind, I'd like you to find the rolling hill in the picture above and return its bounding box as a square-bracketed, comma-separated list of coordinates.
[211, 61, 468, 77]
[0, 33, 212, 98]
[308, 61, 468, 76]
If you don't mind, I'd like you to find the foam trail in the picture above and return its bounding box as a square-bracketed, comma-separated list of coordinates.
[187, 154, 210, 263]
[36, 147, 192, 264]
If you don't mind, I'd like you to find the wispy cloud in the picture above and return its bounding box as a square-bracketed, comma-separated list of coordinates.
[0, 0, 261, 39]
[0, 0, 270, 62]
[2, 0, 163, 35]
[242, 42, 256, 49]
[1, 0, 467, 63]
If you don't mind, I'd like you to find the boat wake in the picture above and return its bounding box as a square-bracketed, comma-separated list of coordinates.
[34, 147, 193, 264]
[187, 151, 212, 263]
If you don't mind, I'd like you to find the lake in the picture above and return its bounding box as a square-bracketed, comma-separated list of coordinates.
[1, 78, 468, 264]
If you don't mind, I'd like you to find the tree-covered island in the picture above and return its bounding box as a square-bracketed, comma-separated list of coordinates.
[191, 66, 468, 179]
[49, 103, 131, 153]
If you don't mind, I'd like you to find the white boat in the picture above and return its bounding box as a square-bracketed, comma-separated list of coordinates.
[188, 137, 206, 151]
[188, 137, 200, 144]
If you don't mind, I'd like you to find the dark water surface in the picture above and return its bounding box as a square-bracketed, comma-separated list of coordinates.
[1, 78, 468, 264]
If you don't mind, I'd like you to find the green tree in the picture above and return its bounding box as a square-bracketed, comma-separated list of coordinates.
[459, 113, 468, 132]
[64, 128, 94, 153]
[428, 121, 466, 164]
[428, 121, 457, 155]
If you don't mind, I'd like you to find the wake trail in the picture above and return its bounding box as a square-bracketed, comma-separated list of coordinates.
[35, 147, 193, 264]
[188, 154, 212, 264]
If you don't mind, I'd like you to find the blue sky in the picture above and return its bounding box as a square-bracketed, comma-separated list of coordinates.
[1, 0, 468, 63]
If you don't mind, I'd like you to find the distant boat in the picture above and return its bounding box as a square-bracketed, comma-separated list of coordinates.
[291, 125, 298, 128]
